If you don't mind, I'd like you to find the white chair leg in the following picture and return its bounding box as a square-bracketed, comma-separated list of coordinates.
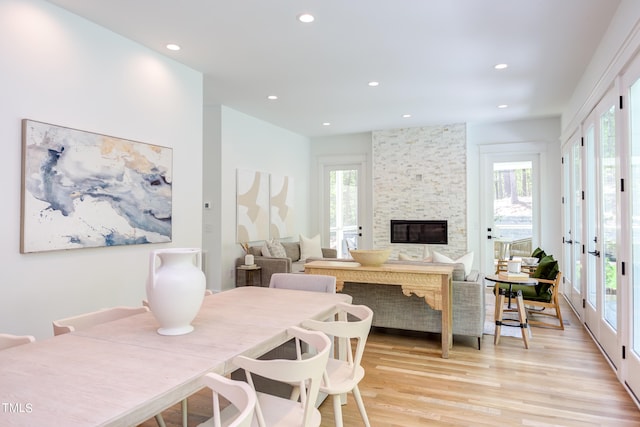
[352, 385, 371, 427]
[332, 394, 344, 427]
[155, 413, 167, 427]
[181, 398, 188, 427]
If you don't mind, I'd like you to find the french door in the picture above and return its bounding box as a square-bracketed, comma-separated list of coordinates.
[562, 134, 584, 313]
[321, 159, 366, 258]
[622, 54, 640, 394]
[583, 87, 620, 368]
[480, 149, 540, 275]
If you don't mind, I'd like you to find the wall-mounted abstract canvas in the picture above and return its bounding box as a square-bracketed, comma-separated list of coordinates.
[236, 169, 269, 242]
[21, 119, 173, 253]
[270, 174, 294, 239]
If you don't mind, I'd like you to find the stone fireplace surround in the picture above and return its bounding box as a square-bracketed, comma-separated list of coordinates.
[372, 124, 467, 260]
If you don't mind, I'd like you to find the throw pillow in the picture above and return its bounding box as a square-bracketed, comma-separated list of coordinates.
[422, 246, 433, 262]
[300, 234, 323, 260]
[432, 251, 474, 276]
[261, 243, 271, 257]
[531, 247, 546, 260]
[265, 239, 287, 258]
[398, 253, 416, 261]
[532, 254, 559, 295]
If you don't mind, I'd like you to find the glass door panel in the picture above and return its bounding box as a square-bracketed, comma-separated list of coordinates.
[601, 105, 618, 330]
[585, 123, 598, 314]
[329, 168, 359, 257]
[627, 61, 640, 394]
[481, 152, 539, 274]
[493, 161, 534, 252]
[572, 141, 584, 308]
[562, 136, 583, 312]
[584, 89, 619, 367]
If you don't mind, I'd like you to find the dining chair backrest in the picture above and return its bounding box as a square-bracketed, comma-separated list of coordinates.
[199, 372, 256, 427]
[301, 302, 374, 427]
[232, 326, 331, 427]
[302, 302, 373, 383]
[0, 333, 35, 350]
[269, 273, 336, 293]
[53, 306, 149, 336]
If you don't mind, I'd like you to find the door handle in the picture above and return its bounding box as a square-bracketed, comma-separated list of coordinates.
[588, 250, 601, 257]
[565, 239, 573, 244]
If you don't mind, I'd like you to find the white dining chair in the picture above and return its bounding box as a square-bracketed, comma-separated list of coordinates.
[197, 372, 256, 427]
[232, 326, 331, 427]
[268, 272, 337, 376]
[0, 333, 35, 350]
[269, 273, 336, 293]
[301, 302, 373, 427]
[52, 306, 150, 335]
[52, 305, 169, 427]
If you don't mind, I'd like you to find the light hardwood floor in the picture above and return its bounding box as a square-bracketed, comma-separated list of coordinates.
[140, 296, 640, 426]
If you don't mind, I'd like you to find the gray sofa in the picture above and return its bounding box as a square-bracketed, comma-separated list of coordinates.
[236, 241, 337, 287]
[339, 259, 486, 349]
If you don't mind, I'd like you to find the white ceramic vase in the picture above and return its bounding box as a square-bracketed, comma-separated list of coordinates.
[146, 248, 206, 336]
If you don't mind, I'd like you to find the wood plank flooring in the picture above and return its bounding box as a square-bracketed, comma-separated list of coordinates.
[138, 296, 640, 426]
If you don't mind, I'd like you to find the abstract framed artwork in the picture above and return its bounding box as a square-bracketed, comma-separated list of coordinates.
[20, 119, 173, 253]
[236, 169, 269, 243]
[269, 174, 294, 239]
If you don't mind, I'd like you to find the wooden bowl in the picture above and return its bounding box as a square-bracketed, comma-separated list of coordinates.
[349, 249, 391, 266]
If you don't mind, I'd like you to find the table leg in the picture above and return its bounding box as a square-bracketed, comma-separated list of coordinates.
[440, 275, 452, 359]
[515, 291, 530, 349]
[494, 288, 505, 345]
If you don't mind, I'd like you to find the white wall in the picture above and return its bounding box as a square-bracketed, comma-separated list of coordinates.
[562, 0, 640, 139]
[0, 0, 203, 339]
[203, 106, 311, 292]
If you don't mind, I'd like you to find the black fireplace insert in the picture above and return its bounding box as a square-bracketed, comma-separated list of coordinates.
[390, 220, 448, 244]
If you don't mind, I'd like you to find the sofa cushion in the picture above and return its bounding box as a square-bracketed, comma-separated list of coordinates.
[261, 243, 271, 257]
[248, 246, 263, 257]
[432, 251, 474, 276]
[531, 247, 547, 260]
[281, 241, 301, 261]
[532, 254, 558, 295]
[465, 270, 480, 282]
[265, 239, 287, 258]
[300, 234, 323, 260]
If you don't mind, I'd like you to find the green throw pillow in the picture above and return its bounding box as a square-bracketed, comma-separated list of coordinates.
[531, 247, 547, 260]
[532, 255, 558, 295]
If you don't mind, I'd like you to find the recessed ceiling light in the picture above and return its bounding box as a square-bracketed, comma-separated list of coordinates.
[368, 81, 380, 87]
[267, 95, 278, 100]
[322, 122, 331, 126]
[166, 44, 181, 51]
[298, 13, 315, 23]
[494, 63, 508, 70]
[402, 114, 412, 118]
[498, 104, 509, 109]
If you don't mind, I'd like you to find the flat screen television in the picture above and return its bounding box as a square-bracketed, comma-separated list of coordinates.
[390, 220, 448, 244]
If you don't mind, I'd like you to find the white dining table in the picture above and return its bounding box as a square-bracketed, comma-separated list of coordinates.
[0, 286, 351, 427]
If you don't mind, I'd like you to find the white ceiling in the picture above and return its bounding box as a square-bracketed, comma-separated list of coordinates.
[46, 0, 620, 138]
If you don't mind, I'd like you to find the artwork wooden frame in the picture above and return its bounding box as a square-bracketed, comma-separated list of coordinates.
[20, 119, 173, 253]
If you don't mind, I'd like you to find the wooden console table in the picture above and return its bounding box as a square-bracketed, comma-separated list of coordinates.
[304, 260, 454, 358]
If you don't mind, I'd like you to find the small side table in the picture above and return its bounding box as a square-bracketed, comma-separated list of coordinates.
[485, 274, 538, 349]
[236, 265, 262, 287]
